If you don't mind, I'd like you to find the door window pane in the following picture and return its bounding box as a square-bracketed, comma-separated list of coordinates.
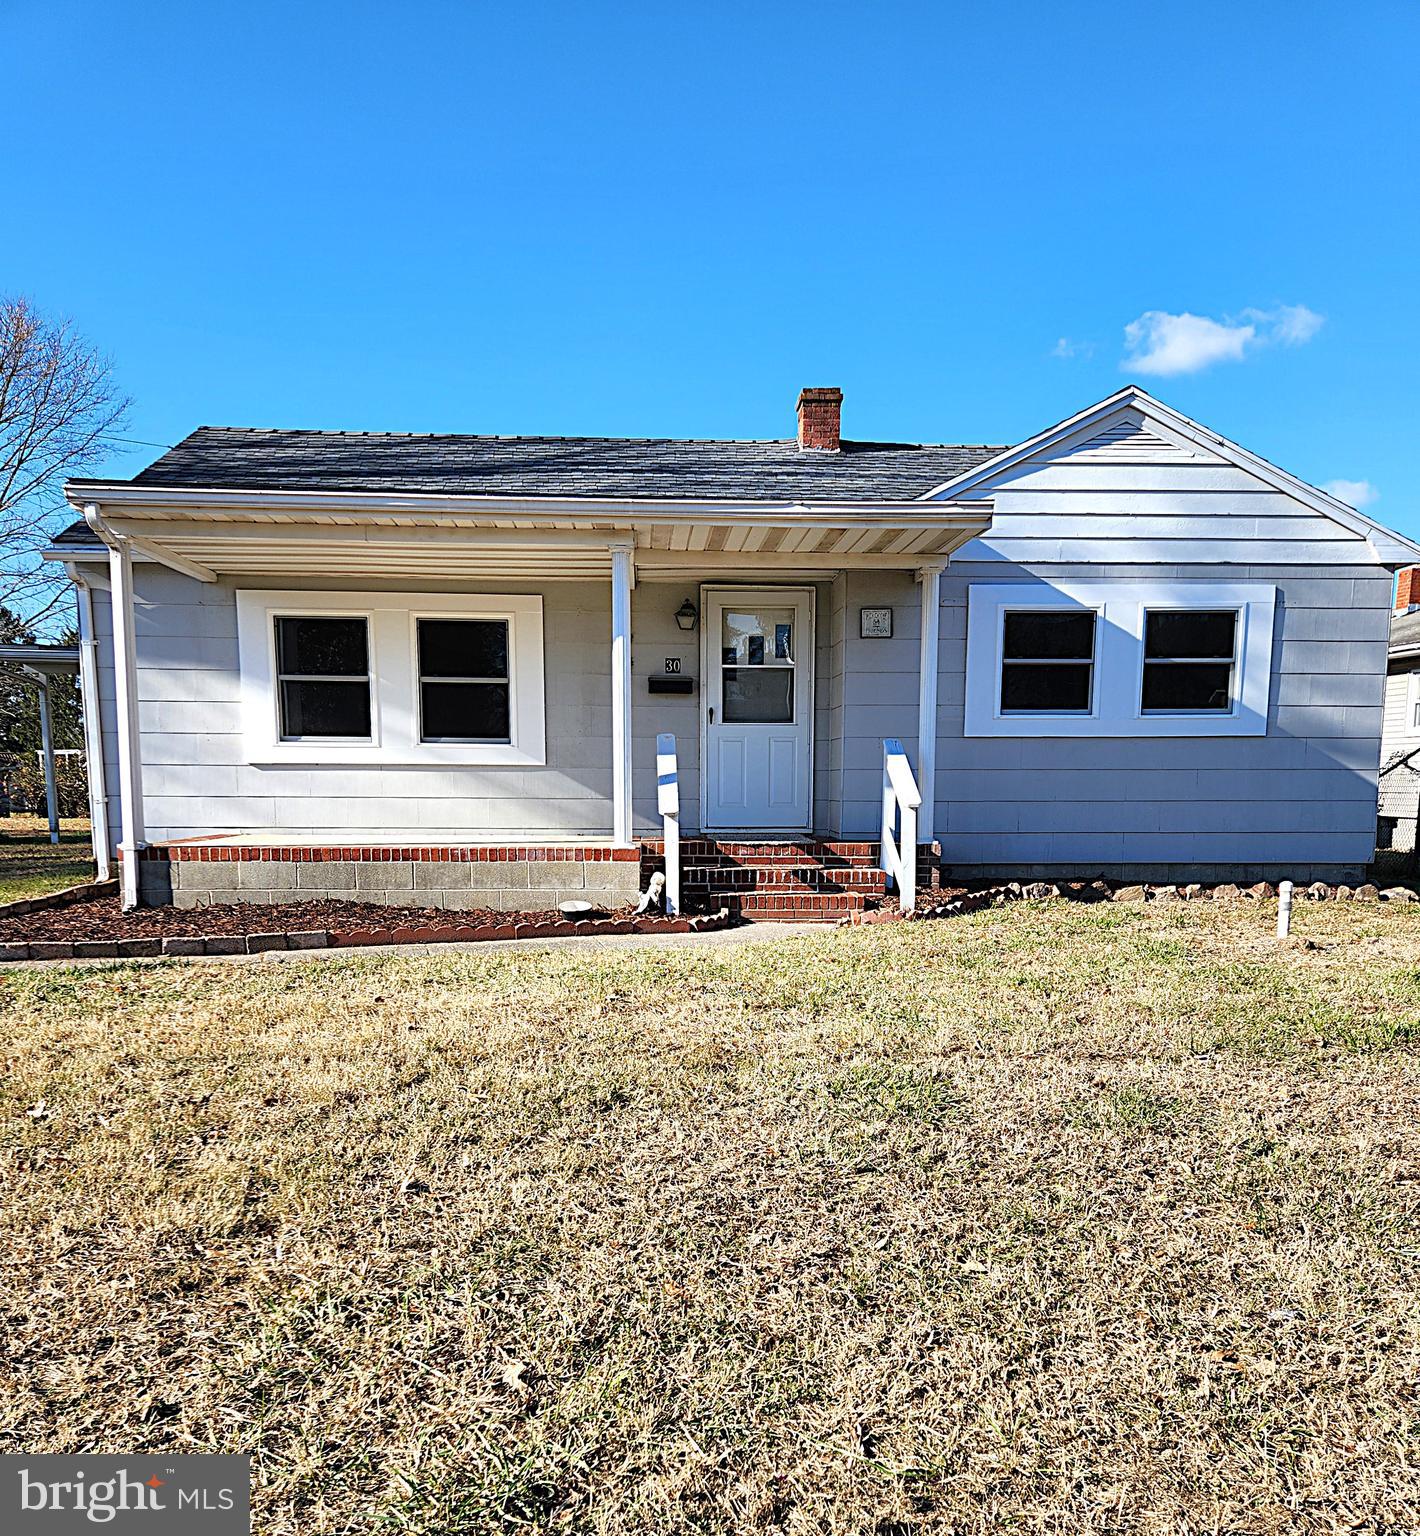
[999, 609, 1095, 714]
[275, 616, 371, 740]
[417, 617, 511, 741]
[721, 604, 795, 722]
[1141, 610, 1237, 712]
[723, 668, 793, 723]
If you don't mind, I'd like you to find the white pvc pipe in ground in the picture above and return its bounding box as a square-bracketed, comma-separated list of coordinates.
[1277, 879, 1294, 939]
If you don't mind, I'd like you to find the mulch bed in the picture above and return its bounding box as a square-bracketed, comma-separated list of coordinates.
[0, 896, 722, 954]
[0, 896, 569, 943]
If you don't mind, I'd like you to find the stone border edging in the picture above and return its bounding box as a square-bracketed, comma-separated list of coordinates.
[0, 907, 734, 963]
[841, 877, 1420, 926]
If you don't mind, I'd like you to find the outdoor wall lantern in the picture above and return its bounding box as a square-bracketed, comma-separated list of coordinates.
[674, 598, 699, 632]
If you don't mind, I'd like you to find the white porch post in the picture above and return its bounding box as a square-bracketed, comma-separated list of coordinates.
[72, 574, 113, 882]
[36, 676, 59, 844]
[610, 543, 634, 846]
[107, 538, 146, 908]
[915, 561, 946, 846]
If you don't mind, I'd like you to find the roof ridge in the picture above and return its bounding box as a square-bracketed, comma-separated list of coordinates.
[185, 425, 1007, 451]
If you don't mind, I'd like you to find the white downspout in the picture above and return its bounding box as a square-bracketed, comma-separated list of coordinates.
[67, 565, 113, 882]
[82, 505, 144, 907]
[915, 561, 946, 848]
[610, 542, 634, 846]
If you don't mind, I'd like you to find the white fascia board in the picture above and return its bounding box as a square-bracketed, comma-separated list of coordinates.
[63, 482, 988, 527]
[918, 385, 1420, 561]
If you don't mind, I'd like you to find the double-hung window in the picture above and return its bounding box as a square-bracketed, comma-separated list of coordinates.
[1140, 610, 1238, 713]
[999, 610, 1096, 714]
[965, 583, 1275, 737]
[417, 618, 511, 742]
[275, 616, 372, 741]
[237, 590, 546, 764]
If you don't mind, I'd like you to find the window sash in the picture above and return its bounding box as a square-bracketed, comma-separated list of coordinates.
[998, 608, 1097, 715]
[274, 616, 373, 741]
[415, 617, 513, 744]
[1140, 608, 1239, 714]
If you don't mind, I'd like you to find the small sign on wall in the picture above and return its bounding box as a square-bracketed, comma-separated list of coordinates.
[860, 607, 893, 638]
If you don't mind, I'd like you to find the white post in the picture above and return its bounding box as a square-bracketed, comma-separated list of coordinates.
[1277, 879, 1293, 939]
[916, 562, 944, 847]
[880, 756, 896, 889]
[656, 731, 680, 916]
[74, 577, 113, 882]
[108, 540, 146, 909]
[36, 677, 59, 844]
[610, 544, 634, 847]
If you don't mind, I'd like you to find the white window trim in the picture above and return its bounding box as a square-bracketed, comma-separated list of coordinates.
[964, 581, 1276, 738]
[1406, 672, 1420, 737]
[236, 589, 546, 765]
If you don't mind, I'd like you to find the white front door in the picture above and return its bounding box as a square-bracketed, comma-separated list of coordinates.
[702, 586, 814, 831]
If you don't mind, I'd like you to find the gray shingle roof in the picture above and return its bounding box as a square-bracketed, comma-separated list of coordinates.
[1392, 609, 1420, 654]
[71, 427, 1006, 503]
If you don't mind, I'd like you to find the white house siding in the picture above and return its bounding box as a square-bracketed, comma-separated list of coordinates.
[96, 567, 621, 841]
[1378, 665, 1420, 840]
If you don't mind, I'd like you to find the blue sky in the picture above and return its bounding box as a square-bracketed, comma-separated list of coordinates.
[7, 0, 1417, 531]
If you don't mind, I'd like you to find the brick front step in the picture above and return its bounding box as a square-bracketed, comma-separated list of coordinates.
[685, 867, 888, 892]
[729, 890, 866, 921]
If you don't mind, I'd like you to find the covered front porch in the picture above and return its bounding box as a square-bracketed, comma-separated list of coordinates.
[54, 485, 991, 907]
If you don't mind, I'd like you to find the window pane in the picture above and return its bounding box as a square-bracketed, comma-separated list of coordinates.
[1144, 610, 1237, 660]
[421, 681, 511, 741]
[1002, 611, 1095, 660]
[418, 618, 508, 679]
[722, 608, 794, 666]
[723, 667, 793, 723]
[279, 679, 371, 739]
[276, 616, 368, 677]
[1141, 662, 1233, 712]
[1000, 662, 1092, 713]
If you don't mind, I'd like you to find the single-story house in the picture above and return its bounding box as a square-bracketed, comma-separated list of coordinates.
[1378, 567, 1420, 850]
[49, 385, 1419, 914]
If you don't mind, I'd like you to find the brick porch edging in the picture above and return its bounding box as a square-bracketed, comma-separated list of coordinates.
[0, 907, 733, 963]
[132, 843, 641, 864]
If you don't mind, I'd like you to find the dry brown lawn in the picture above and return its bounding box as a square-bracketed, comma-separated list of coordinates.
[4, 899, 1420, 1534]
[0, 814, 94, 902]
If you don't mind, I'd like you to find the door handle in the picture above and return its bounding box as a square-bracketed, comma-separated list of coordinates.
[708, 706, 715, 723]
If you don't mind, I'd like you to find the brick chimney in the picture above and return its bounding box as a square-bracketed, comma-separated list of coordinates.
[1398, 567, 1420, 612]
[796, 387, 843, 452]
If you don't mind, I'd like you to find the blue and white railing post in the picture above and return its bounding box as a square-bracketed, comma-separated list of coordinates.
[656, 731, 680, 916]
[880, 737, 922, 914]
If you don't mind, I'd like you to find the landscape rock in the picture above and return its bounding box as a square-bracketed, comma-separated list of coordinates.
[1382, 887, 1417, 903]
[1113, 884, 1147, 903]
[1355, 884, 1380, 902]
[1150, 885, 1180, 902]
[1306, 882, 1332, 901]
[1334, 885, 1355, 901]
[1181, 883, 1204, 900]
[1213, 884, 1242, 900]
[1021, 881, 1058, 900]
[1244, 882, 1276, 900]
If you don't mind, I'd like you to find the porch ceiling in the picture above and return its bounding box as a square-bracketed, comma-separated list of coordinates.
[50, 493, 995, 578]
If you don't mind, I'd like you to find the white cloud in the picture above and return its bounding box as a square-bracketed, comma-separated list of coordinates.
[1322, 478, 1378, 509]
[1121, 304, 1325, 376]
[1051, 336, 1093, 360]
[1260, 303, 1325, 346]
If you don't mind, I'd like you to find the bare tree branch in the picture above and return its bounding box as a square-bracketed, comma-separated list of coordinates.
[0, 297, 131, 631]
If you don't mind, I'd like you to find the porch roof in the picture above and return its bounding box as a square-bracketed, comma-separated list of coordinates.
[71, 427, 1004, 502]
[49, 485, 996, 580]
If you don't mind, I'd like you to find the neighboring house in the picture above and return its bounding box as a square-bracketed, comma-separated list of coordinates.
[48, 385, 1420, 912]
[1378, 567, 1420, 850]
